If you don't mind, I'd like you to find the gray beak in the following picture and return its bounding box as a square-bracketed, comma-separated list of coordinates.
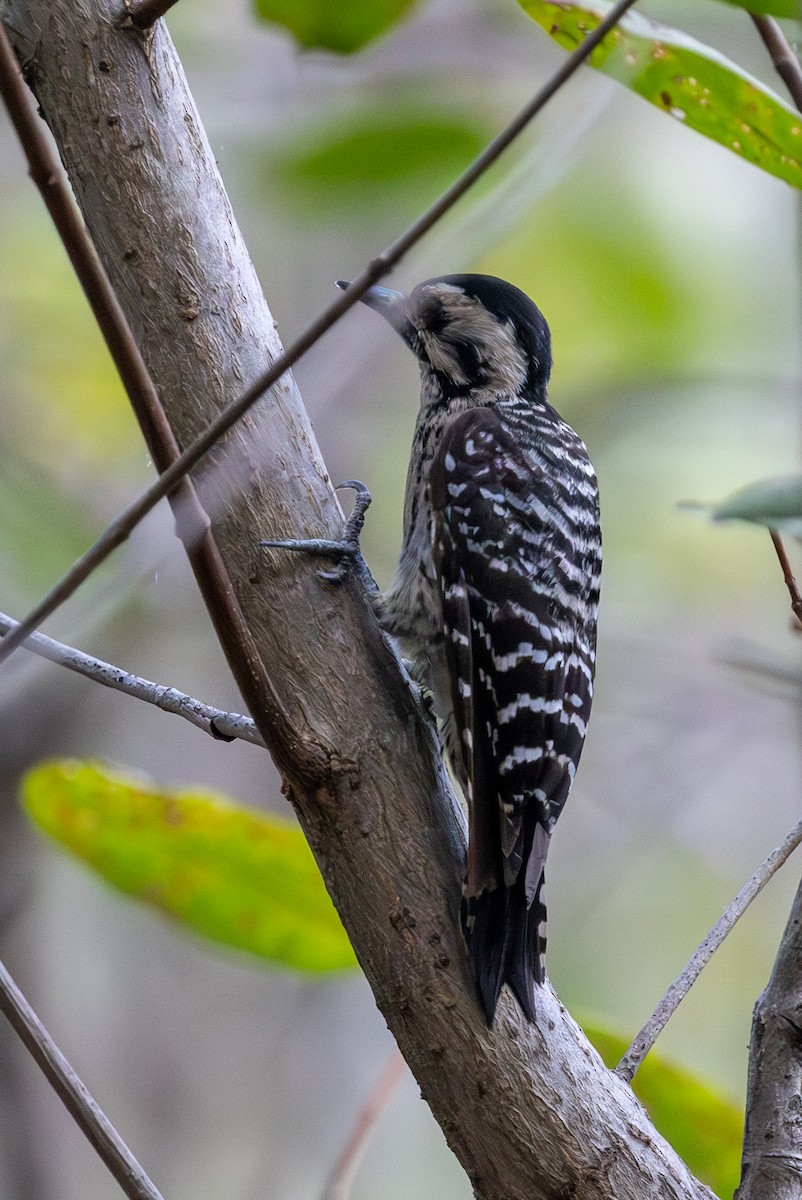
[336, 280, 411, 338]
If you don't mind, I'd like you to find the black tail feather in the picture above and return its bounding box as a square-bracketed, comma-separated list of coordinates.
[466, 874, 546, 1025]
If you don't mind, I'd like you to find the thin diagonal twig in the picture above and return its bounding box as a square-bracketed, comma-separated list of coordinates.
[0, 957, 165, 1200]
[769, 530, 802, 624]
[616, 816, 802, 1082]
[0, 20, 265, 681]
[752, 14, 802, 113]
[321, 1051, 406, 1200]
[0, 0, 639, 668]
[0, 611, 264, 746]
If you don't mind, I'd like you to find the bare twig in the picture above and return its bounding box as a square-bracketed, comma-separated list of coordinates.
[0, 0, 639, 668]
[737, 877, 802, 1198]
[321, 1051, 406, 1200]
[0, 611, 264, 746]
[769, 530, 802, 624]
[122, 0, 180, 29]
[0, 20, 263, 679]
[616, 817, 802, 1082]
[752, 14, 802, 114]
[0, 957, 165, 1200]
[0, 21, 204, 540]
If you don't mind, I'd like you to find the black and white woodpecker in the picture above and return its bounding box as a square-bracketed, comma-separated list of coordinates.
[358, 275, 601, 1024]
[267, 274, 601, 1024]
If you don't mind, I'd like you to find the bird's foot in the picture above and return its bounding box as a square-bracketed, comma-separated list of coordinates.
[260, 480, 372, 585]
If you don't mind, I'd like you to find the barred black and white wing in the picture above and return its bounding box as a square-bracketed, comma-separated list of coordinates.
[429, 405, 599, 1023]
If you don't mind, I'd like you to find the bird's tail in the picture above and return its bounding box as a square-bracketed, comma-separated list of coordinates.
[464, 873, 546, 1025]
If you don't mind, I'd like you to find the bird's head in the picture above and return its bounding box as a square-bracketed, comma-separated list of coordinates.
[342, 274, 552, 401]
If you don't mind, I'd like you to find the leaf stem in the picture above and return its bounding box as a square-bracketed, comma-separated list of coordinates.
[769, 530, 802, 624]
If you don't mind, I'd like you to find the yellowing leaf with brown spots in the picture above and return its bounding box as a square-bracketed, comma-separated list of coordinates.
[519, 0, 802, 190]
[21, 759, 357, 974]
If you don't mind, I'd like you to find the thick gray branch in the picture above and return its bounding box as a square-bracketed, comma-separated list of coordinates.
[737, 875, 802, 1199]
[0, 2, 715, 1196]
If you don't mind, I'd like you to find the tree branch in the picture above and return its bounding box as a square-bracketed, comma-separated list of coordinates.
[0, 0, 639, 668]
[0, 17, 277, 729]
[737, 876, 802, 1198]
[752, 14, 802, 114]
[0, 1, 715, 1195]
[0, 612, 264, 746]
[740, 22, 802, 1192]
[321, 1051, 406, 1200]
[617, 817, 802, 1082]
[0, 957, 165, 1200]
[770, 531, 802, 625]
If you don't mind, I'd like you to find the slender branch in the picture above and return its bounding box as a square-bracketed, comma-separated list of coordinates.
[752, 14, 802, 114]
[616, 817, 802, 1082]
[0, 0, 639, 669]
[0, 611, 264, 746]
[321, 1051, 406, 1200]
[0, 21, 204, 537]
[0, 20, 266, 690]
[122, 0, 180, 29]
[770, 530, 802, 624]
[737, 876, 802, 1198]
[0, 957, 165, 1200]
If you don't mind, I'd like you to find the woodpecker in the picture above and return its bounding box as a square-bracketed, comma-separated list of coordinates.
[357, 274, 601, 1024]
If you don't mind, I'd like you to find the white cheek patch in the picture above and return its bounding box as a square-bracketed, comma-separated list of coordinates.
[415, 288, 529, 393]
[421, 331, 469, 383]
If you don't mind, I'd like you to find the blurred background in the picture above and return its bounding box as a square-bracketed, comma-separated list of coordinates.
[1, 0, 801, 1196]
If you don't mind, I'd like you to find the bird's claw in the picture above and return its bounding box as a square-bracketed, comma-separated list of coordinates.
[260, 480, 372, 585]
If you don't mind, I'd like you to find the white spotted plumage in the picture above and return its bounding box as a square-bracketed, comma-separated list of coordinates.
[364, 274, 601, 1024]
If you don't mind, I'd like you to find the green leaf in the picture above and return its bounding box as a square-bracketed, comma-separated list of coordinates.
[271, 106, 490, 219]
[518, 0, 802, 190]
[0, 457, 98, 610]
[714, 0, 802, 16]
[710, 472, 802, 531]
[21, 760, 358, 974]
[583, 1019, 743, 1198]
[252, 0, 417, 53]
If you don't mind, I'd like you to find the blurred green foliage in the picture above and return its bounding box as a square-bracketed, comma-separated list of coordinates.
[252, 0, 418, 53]
[19, 761, 744, 1194]
[708, 472, 802, 533]
[0, 457, 97, 612]
[270, 102, 491, 221]
[479, 181, 702, 397]
[0, 216, 142, 611]
[714, 0, 801, 14]
[22, 759, 358, 973]
[0, 216, 137, 470]
[585, 1019, 743, 1198]
[520, 0, 802, 189]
